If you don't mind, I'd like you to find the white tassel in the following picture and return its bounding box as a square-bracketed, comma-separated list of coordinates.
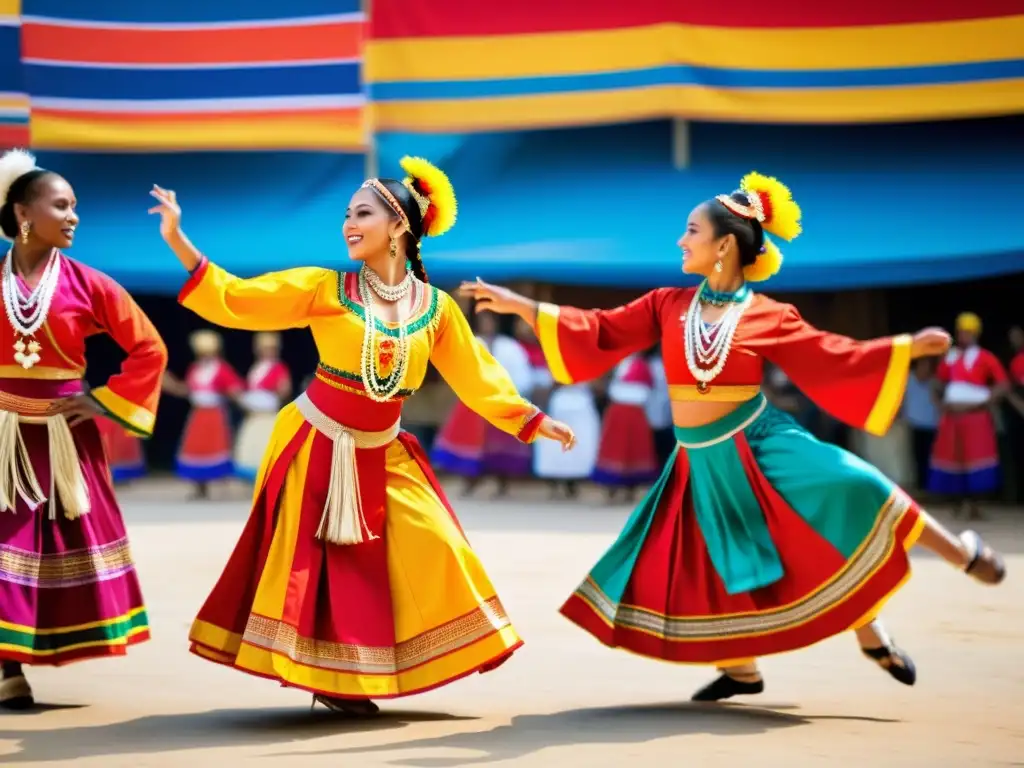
[315, 430, 377, 546]
[46, 417, 89, 520]
[0, 411, 45, 513]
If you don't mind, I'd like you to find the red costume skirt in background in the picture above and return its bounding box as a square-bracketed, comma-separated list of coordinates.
[176, 405, 234, 482]
[928, 409, 1000, 495]
[592, 403, 659, 487]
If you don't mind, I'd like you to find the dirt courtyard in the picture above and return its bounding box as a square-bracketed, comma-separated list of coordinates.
[1, 480, 1021, 767]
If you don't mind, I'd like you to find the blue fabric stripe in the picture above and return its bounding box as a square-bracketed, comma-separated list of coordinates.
[370, 59, 1024, 101]
[927, 465, 1000, 495]
[21, 0, 361, 23]
[429, 448, 484, 478]
[24, 62, 361, 100]
[174, 459, 235, 482]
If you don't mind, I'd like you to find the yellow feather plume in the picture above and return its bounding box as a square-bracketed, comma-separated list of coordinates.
[400, 156, 458, 238]
[739, 171, 802, 242]
[743, 235, 783, 283]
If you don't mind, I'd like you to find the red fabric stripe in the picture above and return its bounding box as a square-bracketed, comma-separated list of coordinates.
[517, 410, 545, 443]
[371, 1, 1021, 38]
[177, 257, 209, 304]
[304, 375, 403, 431]
[31, 107, 363, 124]
[22, 21, 363, 65]
[5, 632, 150, 667]
[398, 430, 470, 541]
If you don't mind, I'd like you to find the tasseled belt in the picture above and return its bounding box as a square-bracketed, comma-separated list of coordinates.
[0, 391, 90, 521]
[294, 392, 400, 546]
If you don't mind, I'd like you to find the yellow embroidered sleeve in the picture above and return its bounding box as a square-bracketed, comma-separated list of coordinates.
[178, 259, 331, 330]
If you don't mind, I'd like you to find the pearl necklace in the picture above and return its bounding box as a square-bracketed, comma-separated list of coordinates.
[2, 248, 61, 369]
[358, 269, 411, 402]
[361, 264, 412, 303]
[684, 282, 752, 390]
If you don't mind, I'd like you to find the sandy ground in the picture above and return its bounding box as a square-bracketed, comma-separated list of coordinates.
[0, 479, 1022, 767]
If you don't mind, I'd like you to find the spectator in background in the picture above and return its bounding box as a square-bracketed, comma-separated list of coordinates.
[929, 312, 1009, 519]
[902, 357, 940, 491]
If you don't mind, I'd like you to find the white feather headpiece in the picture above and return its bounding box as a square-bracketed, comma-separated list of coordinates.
[0, 148, 40, 208]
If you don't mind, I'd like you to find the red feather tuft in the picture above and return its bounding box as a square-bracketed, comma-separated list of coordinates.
[421, 204, 437, 233]
[756, 190, 773, 223]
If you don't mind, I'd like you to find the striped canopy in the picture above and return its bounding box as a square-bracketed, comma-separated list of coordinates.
[0, 0, 365, 151]
[367, 1, 1024, 132]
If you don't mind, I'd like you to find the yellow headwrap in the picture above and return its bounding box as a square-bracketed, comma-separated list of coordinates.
[189, 329, 222, 356]
[956, 312, 982, 335]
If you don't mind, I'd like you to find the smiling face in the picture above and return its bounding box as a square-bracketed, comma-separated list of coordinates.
[343, 187, 403, 262]
[16, 174, 78, 250]
[677, 203, 728, 277]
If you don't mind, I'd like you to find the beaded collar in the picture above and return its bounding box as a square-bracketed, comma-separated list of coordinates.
[698, 279, 751, 307]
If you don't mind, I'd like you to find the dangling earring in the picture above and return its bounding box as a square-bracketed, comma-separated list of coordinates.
[19, 221, 30, 245]
[714, 259, 723, 273]
[388, 234, 398, 259]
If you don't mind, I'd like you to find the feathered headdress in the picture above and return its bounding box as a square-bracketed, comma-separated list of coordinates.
[399, 156, 457, 238]
[716, 171, 802, 283]
[0, 149, 39, 208]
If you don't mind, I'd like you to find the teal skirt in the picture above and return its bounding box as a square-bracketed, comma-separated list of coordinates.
[560, 394, 924, 665]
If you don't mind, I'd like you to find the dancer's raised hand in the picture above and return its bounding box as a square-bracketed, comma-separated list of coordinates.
[148, 185, 182, 241]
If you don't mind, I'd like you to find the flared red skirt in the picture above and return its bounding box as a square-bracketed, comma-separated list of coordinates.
[561, 395, 923, 665]
[189, 402, 521, 698]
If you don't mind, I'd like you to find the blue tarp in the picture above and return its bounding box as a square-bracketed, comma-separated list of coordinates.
[33, 116, 1024, 293]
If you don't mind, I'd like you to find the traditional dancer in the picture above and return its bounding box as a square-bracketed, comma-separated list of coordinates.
[928, 312, 1008, 519]
[592, 353, 660, 503]
[149, 157, 574, 715]
[234, 332, 292, 483]
[462, 171, 1006, 701]
[97, 415, 147, 483]
[0, 150, 167, 709]
[164, 330, 243, 499]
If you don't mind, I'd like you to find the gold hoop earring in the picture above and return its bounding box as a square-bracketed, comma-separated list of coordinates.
[19, 221, 30, 245]
[714, 259, 723, 273]
[388, 234, 398, 259]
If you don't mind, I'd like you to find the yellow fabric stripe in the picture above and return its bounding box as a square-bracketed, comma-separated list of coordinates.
[0, 606, 147, 635]
[30, 115, 366, 151]
[251, 404, 314, 619]
[864, 334, 913, 437]
[367, 17, 1024, 82]
[371, 78, 1024, 130]
[90, 385, 156, 437]
[0, 0, 19, 18]
[535, 302, 572, 385]
[669, 384, 761, 403]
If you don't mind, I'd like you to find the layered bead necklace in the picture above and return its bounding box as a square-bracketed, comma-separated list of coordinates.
[358, 264, 414, 402]
[684, 279, 752, 392]
[2, 248, 61, 369]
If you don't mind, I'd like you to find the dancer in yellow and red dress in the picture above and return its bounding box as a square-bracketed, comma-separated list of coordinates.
[463, 171, 1007, 702]
[164, 330, 243, 499]
[148, 157, 574, 716]
[592, 353, 660, 503]
[234, 332, 292, 483]
[928, 312, 1008, 519]
[0, 150, 167, 709]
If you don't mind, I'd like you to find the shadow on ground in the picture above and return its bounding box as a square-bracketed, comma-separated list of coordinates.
[268, 702, 899, 766]
[0, 708, 471, 763]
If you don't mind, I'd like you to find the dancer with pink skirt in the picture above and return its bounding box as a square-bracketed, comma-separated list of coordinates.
[0, 150, 168, 709]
